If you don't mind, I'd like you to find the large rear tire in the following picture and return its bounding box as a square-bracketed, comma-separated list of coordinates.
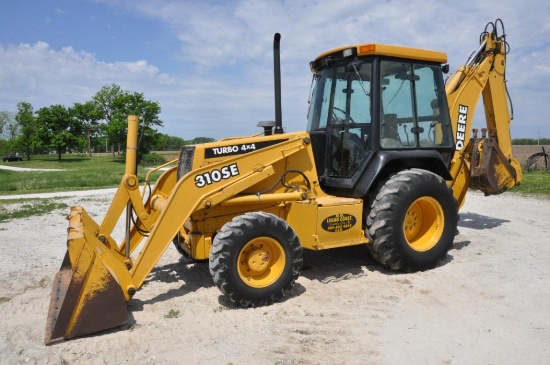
[209, 212, 303, 307]
[367, 169, 457, 272]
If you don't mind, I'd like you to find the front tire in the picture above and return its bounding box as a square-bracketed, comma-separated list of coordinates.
[209, 212, 303, 307]
[367, 169, 457, 272]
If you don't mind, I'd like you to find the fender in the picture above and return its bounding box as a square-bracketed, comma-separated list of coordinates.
[322, 150, 452, 198]
[356, 150, 452, 197]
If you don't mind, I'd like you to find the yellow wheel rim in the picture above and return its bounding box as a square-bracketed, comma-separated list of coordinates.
[237, 237, 286, 288]
[403, 197, 444, 252]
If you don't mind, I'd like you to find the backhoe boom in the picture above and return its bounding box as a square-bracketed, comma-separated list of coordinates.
[446, 19, 521, 206]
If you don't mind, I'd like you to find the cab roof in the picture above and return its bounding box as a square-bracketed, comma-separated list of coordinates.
[313, 43, 447, 66]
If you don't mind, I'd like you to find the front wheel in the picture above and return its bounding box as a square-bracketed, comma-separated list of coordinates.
[209, 212, 303, 307]
[367, 169, 457, 272]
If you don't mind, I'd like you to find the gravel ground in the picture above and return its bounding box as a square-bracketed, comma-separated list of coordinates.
[0, 179, 549, 364]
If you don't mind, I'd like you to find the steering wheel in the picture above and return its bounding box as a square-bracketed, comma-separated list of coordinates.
[331, 107, 356, 124]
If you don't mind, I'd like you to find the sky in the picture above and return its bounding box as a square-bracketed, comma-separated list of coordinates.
[0, 0, 548, 140]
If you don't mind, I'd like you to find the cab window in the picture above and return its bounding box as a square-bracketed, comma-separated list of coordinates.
[380, 60, 452, 149]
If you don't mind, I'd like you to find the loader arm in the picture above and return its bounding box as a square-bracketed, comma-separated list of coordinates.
[129, 136, 309, 287]
[446, 19, 522, 207]
[45, 115, 313, 344]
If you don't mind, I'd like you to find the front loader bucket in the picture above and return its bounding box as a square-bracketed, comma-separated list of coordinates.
[45, 207, 128, 345]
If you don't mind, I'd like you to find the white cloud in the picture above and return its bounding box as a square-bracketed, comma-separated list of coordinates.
[0, 41, 164, 104]
[0, 39, 281, 138]
[1, 0, 549, 139]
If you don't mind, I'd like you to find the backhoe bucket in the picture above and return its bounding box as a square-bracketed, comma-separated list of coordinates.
[44, 207, 128, 345]
[468, 132, 519, 195]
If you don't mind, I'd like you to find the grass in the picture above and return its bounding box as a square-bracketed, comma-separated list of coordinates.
[0, 153, 168, 221]
[164, 309, 180, 318]
[0, 154, 165, 195]
[0, 199, 68, 222]
[0, 154, 547, 223]
[511, 170, 550, 197]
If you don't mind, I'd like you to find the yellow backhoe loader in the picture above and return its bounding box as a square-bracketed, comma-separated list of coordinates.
[45, 19, 521, 345]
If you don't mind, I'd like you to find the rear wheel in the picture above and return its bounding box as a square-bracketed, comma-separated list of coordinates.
[209, 212, 303, 307]
[367, 169, 457, 271]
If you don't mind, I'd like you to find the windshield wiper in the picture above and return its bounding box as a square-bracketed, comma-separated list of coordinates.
[351, 62, 370, 97]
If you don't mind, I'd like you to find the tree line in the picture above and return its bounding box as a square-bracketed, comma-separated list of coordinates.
[0, 83, 214, 161]
[3, 88, 544, 162]
[512, 138, 550, 145]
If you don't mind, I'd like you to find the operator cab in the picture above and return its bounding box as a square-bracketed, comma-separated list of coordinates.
[307, 44, 455, 197]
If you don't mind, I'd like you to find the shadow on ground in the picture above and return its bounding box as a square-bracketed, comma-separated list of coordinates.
[458, 212, 510, 230]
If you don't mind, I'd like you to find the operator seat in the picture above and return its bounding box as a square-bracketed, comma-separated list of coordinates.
[380, 114, 401, 148]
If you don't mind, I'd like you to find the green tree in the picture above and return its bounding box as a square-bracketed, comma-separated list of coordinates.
[15, 102, 38, 159]
[191, 137, 216, 144]
[513, 138, 550, 145]
[113, 91, 163, 159]
[36, 105, 83, 160]
[72, 101, 103, 155]
[155, 134, 186, 150]
[92, 84, 163, 158]
[513, 138, 536, 145]
[0, 110, 17, 155]
[93, 84, 125, 156]
[93, 84, 122, 123]
[6, 113, 20, 153]
[0, 110, 13, 137]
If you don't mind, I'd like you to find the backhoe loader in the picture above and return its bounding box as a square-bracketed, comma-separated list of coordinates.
[45, 19, 521, 345]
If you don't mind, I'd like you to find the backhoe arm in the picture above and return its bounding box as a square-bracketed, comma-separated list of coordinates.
[446, 19, 522, 206]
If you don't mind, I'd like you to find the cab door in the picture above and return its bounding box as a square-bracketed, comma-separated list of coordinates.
[307, 60, 373, 182]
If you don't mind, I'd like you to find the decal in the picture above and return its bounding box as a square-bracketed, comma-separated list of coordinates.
[204, 139, 288, 158]
[455, 104, 468, 150]
[195, 163, 240, 188]
[321, 214, 357, 232]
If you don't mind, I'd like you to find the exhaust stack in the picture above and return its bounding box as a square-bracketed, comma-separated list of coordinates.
[273, 33, 283, 134]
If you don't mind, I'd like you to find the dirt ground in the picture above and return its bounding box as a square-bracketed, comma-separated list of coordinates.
[0, 188, 549, 365]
